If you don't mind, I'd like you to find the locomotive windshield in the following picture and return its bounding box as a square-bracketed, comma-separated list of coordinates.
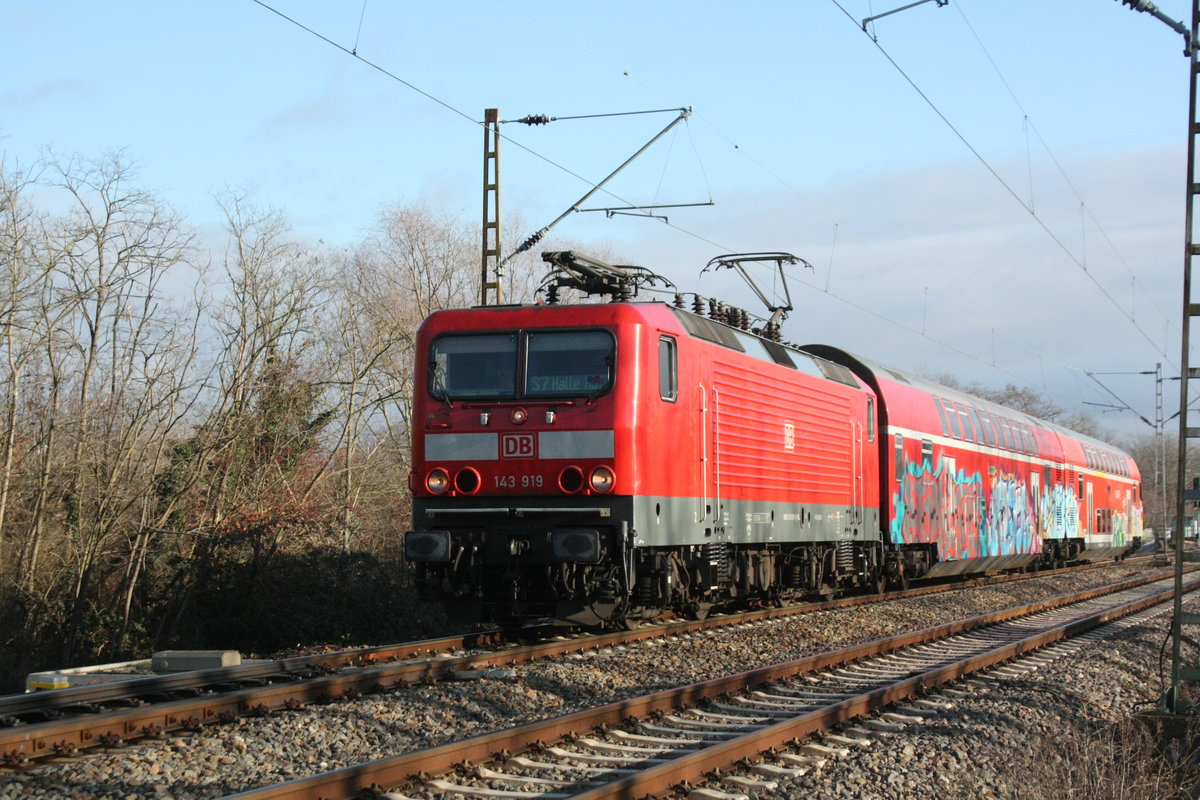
[429, 329, 614, 401]
[430, 333, 518, 399]
[525, 330, 613, 397]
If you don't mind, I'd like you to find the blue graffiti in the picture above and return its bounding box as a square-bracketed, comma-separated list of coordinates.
[984, 473, 1035, 556]
[1039, 484, 1079, 540]
[891, 457, 983, 560]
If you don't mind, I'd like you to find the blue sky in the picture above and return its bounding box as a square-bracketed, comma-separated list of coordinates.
[1, 1, 1194, 437]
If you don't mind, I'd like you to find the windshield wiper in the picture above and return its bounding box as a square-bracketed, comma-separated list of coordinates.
[431, 366, 454, 409]
[585, 359, 614, 405]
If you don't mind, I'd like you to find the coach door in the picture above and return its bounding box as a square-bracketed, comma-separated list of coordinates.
[1030, 470, 1041, 539]
[1086, 481, 1094, 539]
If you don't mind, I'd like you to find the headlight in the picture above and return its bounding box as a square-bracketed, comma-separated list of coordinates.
[589, 465, 616, 493]
[558, 465, 584, 494]
[454, 467, 481, 495]
[552, 529, 602, 563]
[426, 468, 450, 494]
[405, 530, 451, 562]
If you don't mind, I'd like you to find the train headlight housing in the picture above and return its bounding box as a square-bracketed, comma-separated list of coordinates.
[552, 529, 602, 563]
[558, 465, 584, 494]
[405, 530, 451, 562]
[425, 468, 450, 494]
[589, 465, 616, 493]
[454, 467, 481, 495]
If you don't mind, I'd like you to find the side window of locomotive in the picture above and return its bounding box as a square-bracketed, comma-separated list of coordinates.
[866, 396, 876, 442]
[659, 336, 678, 402]
[430, 333, 518, 400]
[525, 330, 615, 398]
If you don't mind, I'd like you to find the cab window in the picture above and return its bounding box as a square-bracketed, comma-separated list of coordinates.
[525, 330, 615, 398]
[430, 333, 518, 400]
[429, 328, 615, 401]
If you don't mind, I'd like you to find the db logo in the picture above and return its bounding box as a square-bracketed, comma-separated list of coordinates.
[501, 433, 537, 459]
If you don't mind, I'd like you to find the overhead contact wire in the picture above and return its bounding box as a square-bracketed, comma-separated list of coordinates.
[953, 1, 1176, 331]
[250, 0, 731, 253]
[827, 0, 1175, 370]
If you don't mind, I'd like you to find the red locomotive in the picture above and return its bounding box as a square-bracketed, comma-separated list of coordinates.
[405, 252, 1143, 625]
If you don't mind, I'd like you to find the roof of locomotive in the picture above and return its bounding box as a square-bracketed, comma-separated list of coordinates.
[419, 299, 872, 393]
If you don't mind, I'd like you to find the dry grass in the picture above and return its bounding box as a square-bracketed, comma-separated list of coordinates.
[1015, 715, 1197, 800]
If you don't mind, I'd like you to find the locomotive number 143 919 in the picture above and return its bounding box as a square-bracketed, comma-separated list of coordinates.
[494, 474, 544, 488]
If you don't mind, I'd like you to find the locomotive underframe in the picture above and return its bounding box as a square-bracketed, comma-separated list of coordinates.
[408, 494, 897, 626]
[407, 498, 1125, 626]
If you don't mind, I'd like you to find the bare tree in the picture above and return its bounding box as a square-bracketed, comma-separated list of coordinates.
[200, 193, 332, 555]
[0, 154, 201, 662]
[0, 161, 50, 574]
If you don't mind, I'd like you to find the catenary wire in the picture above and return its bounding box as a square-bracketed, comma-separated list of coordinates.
[828, 0, 1176, 371]
[254, 0, 1166, 416]
[501, 0, 1175, 390]
[953, 1, 1176, 331]
[249, 0, 729, 253]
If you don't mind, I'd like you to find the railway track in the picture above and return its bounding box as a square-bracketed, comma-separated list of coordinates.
[221, 571, 1193, 800]
[0, 557, 1161, 768]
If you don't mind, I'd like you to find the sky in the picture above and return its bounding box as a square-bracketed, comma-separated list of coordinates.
[1, 0, 1195, 441]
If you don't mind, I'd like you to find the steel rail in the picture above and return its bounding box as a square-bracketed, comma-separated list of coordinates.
[0, 556, 1142, 720]
[573, 584, 1180, 800]
[0, 558, 1160, 765]
[0, 631, 506, 719]
[217, 572, 1191, 800]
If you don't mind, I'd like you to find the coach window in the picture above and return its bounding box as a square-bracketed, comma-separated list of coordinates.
[969, 408, 990, 447]
[1001, 419, 1016, 451]
[934, 398, 950, 436]
[658, 335, 678, 401]
[894, 434, 905, 480]
[943, 400, 962, 439]
[977, 410, 994, 447]
[956, 403, 975, 443]
[989, 417, 1004, 449]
